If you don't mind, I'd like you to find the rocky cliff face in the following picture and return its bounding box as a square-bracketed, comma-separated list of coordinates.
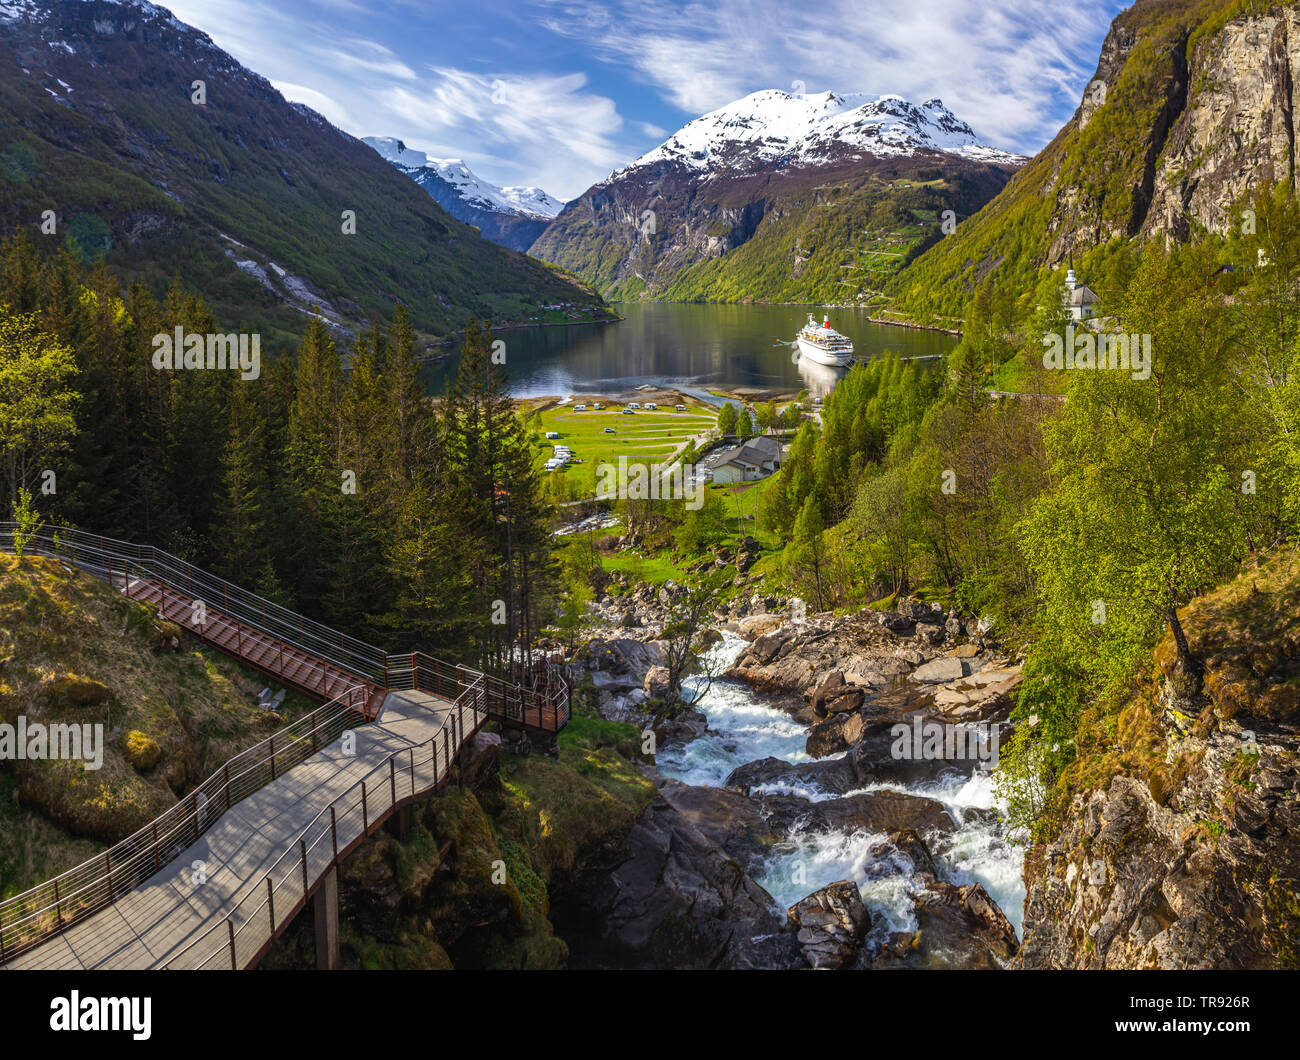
[1019, 554, 1300, 969]
[889, 0, 1300, 322]
[1144, 6, 1300, 242]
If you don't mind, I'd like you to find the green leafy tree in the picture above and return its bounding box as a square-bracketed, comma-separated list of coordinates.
[1018, 244, 1249, 697]
[10, 485, 42, 559]
[0, 305, 79, 506]
[717, 401, 738, 436]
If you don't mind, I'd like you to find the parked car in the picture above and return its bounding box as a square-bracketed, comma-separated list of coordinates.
[574, 404, 586, 411]
[628, 402, 641, 410]
[604, 427, 616, 433]
[646, 403, 657, 410]
[545, 431, 559, 439]
[675, 404, 686, 412]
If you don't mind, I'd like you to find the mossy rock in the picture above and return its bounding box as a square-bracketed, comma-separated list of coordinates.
[124, 730, 161, 771]
[45, 673, 110, 707]
[151, 621, 183, 653]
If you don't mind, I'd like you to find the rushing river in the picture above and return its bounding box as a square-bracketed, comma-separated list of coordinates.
[659, 634, 1026, 939]
[422, 302, 956, 399]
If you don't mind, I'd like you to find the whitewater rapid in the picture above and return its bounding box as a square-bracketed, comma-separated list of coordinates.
[659, 633, 1026, 939]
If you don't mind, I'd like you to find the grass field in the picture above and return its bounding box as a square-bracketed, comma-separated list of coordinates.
[529, 403, 718, 474]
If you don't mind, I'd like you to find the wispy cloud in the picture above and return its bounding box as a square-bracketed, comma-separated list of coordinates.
[536, 0, 1121, 153]
[163, 0, 632, 198]
[161, 0, 1122, 200]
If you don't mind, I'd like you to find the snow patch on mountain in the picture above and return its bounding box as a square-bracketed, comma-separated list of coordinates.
[363, 137, 563, 219]
[615, 90, 1022, 179]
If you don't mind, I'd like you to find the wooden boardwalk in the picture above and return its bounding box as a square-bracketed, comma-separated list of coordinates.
[3, 690, 477, 970]
[124, 575, 388, 718]
[0, 523, 567, 969]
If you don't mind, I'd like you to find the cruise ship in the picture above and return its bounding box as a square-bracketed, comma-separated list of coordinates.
[795, 314, 855, 366]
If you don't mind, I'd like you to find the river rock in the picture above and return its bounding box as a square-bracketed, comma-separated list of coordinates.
[724, 754, 860, 797]
[737, 613, 785, 640]
[888, 828, 939, 877]
[806, 711, 865, 757]
[643, 665, 671, 698]
[787, 881, 871, 969]
[652, 707, 708, 747]
[553, 795, 796, 970]
[865, 880, 1019, 969]
[912, 656, 967, 683]
[657, 779, 779, 861]
[759, 790, 955, 836]
[743, 628, 794, 665]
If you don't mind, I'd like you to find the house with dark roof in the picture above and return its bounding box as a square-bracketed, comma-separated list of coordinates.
[1062, 263, 1098, 322]
[711, 434, 783, 484]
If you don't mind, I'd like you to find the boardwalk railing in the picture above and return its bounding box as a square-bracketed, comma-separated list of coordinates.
[0, 685, 371, 966]
[162, 677, 487, 969]
[0, 523, 570, 732]
[0, 524, 386, 683]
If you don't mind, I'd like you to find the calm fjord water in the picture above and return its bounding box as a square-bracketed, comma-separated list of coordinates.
[423, 303, 956, 399]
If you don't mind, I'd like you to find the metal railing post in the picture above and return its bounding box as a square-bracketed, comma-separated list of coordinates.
[228, 919, 237, 970]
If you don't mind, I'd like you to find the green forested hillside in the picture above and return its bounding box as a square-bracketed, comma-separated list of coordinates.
[884, 0, 1290, 325]
[0, 0, 606, 349]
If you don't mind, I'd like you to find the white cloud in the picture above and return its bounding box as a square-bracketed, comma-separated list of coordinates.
[535, 0, 1118, 154]
[161, 0, 634, 198]
[158, 0, 1121, 203]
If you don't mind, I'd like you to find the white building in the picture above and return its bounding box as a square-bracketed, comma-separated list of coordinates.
[1063, 263, 1098, 322]
[710, 435, 783, 484]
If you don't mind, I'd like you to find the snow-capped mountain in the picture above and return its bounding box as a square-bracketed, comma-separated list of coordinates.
[532, 88, 1023, 302]
[615, 90, 1022, 179]
[365, 137, 562, 251]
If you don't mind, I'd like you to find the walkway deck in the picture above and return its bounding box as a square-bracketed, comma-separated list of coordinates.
[4, 690, 475, 970]
[123, 575, 388, 718]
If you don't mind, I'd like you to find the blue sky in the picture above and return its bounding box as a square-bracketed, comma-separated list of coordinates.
[163, 0, 1130, 201]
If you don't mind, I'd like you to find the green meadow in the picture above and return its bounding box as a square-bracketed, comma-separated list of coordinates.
[528, 403, 718, 473]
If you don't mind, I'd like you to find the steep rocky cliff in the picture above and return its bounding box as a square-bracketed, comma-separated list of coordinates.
[889, 0, 1300, 322]
[1018, 554, 1300, 968]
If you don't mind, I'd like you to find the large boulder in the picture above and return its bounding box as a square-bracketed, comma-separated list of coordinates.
[657, 779, 779, 861]
[865, 880, 1019, 969]
[737, 613, 785, 640]
[787, 881, 871, 969]
[643, 665, 671, 698]
[744, 627, 795, 665]
[552, 796, 799, 970]
[760, 790, 955, 837]
[806, 711, 865, 758]
[912, 656, 967, 683]
[724, 754, 860, 797]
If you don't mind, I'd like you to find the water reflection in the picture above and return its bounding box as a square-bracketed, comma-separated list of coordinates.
[422, 302, 955, 397]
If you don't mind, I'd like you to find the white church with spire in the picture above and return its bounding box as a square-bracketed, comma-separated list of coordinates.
[1062, 259, 1098, 321]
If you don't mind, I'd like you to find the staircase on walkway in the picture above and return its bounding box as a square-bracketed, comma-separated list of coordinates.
[0, 523, 571, 968]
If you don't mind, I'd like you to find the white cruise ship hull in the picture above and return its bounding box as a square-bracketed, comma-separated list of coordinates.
[796, 335, 853, 367]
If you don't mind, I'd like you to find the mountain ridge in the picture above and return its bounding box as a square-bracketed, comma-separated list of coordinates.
[529, 88, 1022, 304]
[363, 135, 563, 253]
[0, 0, 606, 345]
